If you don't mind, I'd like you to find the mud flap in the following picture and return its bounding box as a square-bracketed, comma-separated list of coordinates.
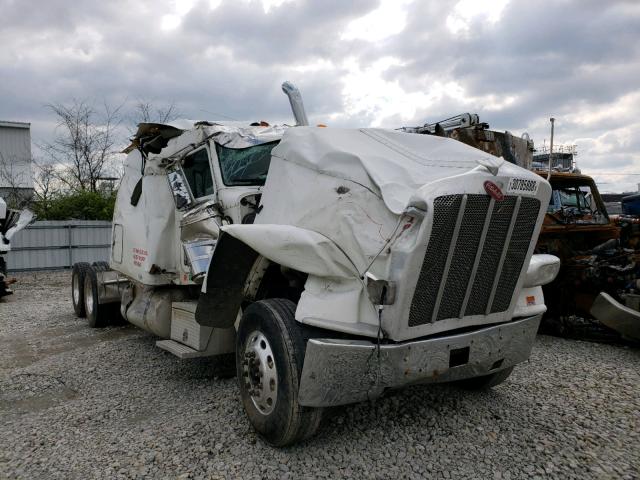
[195, 232, 258, 328]
[590, 292, 640, 341]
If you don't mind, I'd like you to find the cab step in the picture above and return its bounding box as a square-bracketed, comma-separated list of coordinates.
[156, 339, 212, 359]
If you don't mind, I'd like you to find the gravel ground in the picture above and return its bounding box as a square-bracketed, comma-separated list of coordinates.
[1, 271, 639, 480]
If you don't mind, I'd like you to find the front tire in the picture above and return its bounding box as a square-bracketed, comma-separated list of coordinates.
[236, 298, 323, 446]
[72, 262, 91, 317]
[84, 267, 110, 328]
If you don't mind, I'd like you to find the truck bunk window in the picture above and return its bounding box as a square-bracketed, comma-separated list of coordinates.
[215, 141, 279, 186]
[182, 148, 214, 199]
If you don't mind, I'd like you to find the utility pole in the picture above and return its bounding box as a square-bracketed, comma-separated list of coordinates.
[548, 117, 555, 177]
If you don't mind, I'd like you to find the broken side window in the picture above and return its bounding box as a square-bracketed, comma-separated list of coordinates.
[215, 141, 278, 186]
[182, 148, 214, 199]
[167, 168, 193, 210]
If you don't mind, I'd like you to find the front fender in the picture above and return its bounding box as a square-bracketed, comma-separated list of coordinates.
[221, 224, 360, 278]
[196, 224, 363, 329]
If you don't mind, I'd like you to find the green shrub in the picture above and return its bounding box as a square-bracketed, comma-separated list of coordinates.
[33, 190, 116, 220]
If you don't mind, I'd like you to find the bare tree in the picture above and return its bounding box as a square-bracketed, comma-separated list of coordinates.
[0, 151, 30, 208]
[131, 99, 180, 126]
[43, 100, 123, 192]
[32, 160, 59, 216]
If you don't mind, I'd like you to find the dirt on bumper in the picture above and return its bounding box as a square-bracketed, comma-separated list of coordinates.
[298, 314, 541, 407]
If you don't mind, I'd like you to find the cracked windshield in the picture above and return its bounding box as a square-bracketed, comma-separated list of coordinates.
[215, 141, 279, 186]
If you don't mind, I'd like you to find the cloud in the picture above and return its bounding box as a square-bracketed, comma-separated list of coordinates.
[341, 0, 414, 42]
[445, 0, 510, 35]
[0, 0, 639, 191]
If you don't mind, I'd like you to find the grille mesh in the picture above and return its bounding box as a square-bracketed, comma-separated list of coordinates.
[490, 197, 540, 313]
[436, 195, 490, 321]
[408, 193, 540, 327]
[464, 197, 516, 316]
[407, 196, 461, 327]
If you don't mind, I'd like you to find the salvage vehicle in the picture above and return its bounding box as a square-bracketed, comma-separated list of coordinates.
[531, 171, 640, 341]
[70, 85, 559, 445]
[533, 171, 617, 317]
[401, 113, 535, 170]
[0, 196, 33, 297]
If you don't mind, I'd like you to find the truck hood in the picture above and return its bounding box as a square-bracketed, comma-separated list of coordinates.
[270, 127, 500, 215]
[224, 127, 546, 277]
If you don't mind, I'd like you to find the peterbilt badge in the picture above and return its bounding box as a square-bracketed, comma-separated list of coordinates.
[484, 180, 504, 201]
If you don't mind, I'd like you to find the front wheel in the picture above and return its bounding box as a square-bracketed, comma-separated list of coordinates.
[236, 299, 323, 446]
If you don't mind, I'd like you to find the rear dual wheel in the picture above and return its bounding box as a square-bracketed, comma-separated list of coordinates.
[72, 262, 115, 327]
[91, 261, 110, 272]
[83, 267, 111, 328]
[71, 262, 92, 317]
[236, 298, 323, 446]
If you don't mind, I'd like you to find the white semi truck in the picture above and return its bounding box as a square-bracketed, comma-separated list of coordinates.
[70, 85, 559, 446]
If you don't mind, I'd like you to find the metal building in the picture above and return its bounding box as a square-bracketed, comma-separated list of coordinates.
[532, 144, 577, 171]
[0, 120, 34, 206]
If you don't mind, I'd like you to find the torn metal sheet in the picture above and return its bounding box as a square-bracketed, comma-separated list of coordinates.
[591, 292, 640, 341]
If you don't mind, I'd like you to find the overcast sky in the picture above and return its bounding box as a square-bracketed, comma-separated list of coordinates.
[1, 0, 639, 192]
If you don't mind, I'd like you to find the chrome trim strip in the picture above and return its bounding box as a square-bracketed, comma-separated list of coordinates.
[431, 194, 467, 322]
[459, 197, 495, 318]
[485, 196, 521, 315]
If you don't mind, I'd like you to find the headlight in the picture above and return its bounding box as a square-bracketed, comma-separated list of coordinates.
[524, 254, 560, 287]
[365, 273, 396, 305]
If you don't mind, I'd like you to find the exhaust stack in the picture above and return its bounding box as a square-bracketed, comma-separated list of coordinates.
[281, 81, 309, 126]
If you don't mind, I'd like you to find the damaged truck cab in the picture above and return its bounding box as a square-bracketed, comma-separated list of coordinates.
[70, 90, 558, 446]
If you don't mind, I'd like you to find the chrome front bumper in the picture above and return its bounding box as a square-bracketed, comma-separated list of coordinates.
[298, 314, 541, 407]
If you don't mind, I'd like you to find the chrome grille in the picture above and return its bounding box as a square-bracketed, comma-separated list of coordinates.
[490, 198, 540, 313]
[464, 196, 516, 316]
[408, 193, 541, 327]
[407, 195, 461, 326]
[436, 196, 490, 321]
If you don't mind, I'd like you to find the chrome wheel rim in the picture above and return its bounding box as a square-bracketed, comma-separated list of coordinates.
[242, 331, 277, 415]
[85, 281, 93, 316]
[72, 274, 80, 305]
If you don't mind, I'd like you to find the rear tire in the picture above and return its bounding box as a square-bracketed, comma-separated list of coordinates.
[92, 261, 110, 272]
[71, 262, 91, 317]
[457, 367, 514, 390]
[0, 258, 9, 298]
[236, 298, 323, 446]
[84, 267, 110, 328]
